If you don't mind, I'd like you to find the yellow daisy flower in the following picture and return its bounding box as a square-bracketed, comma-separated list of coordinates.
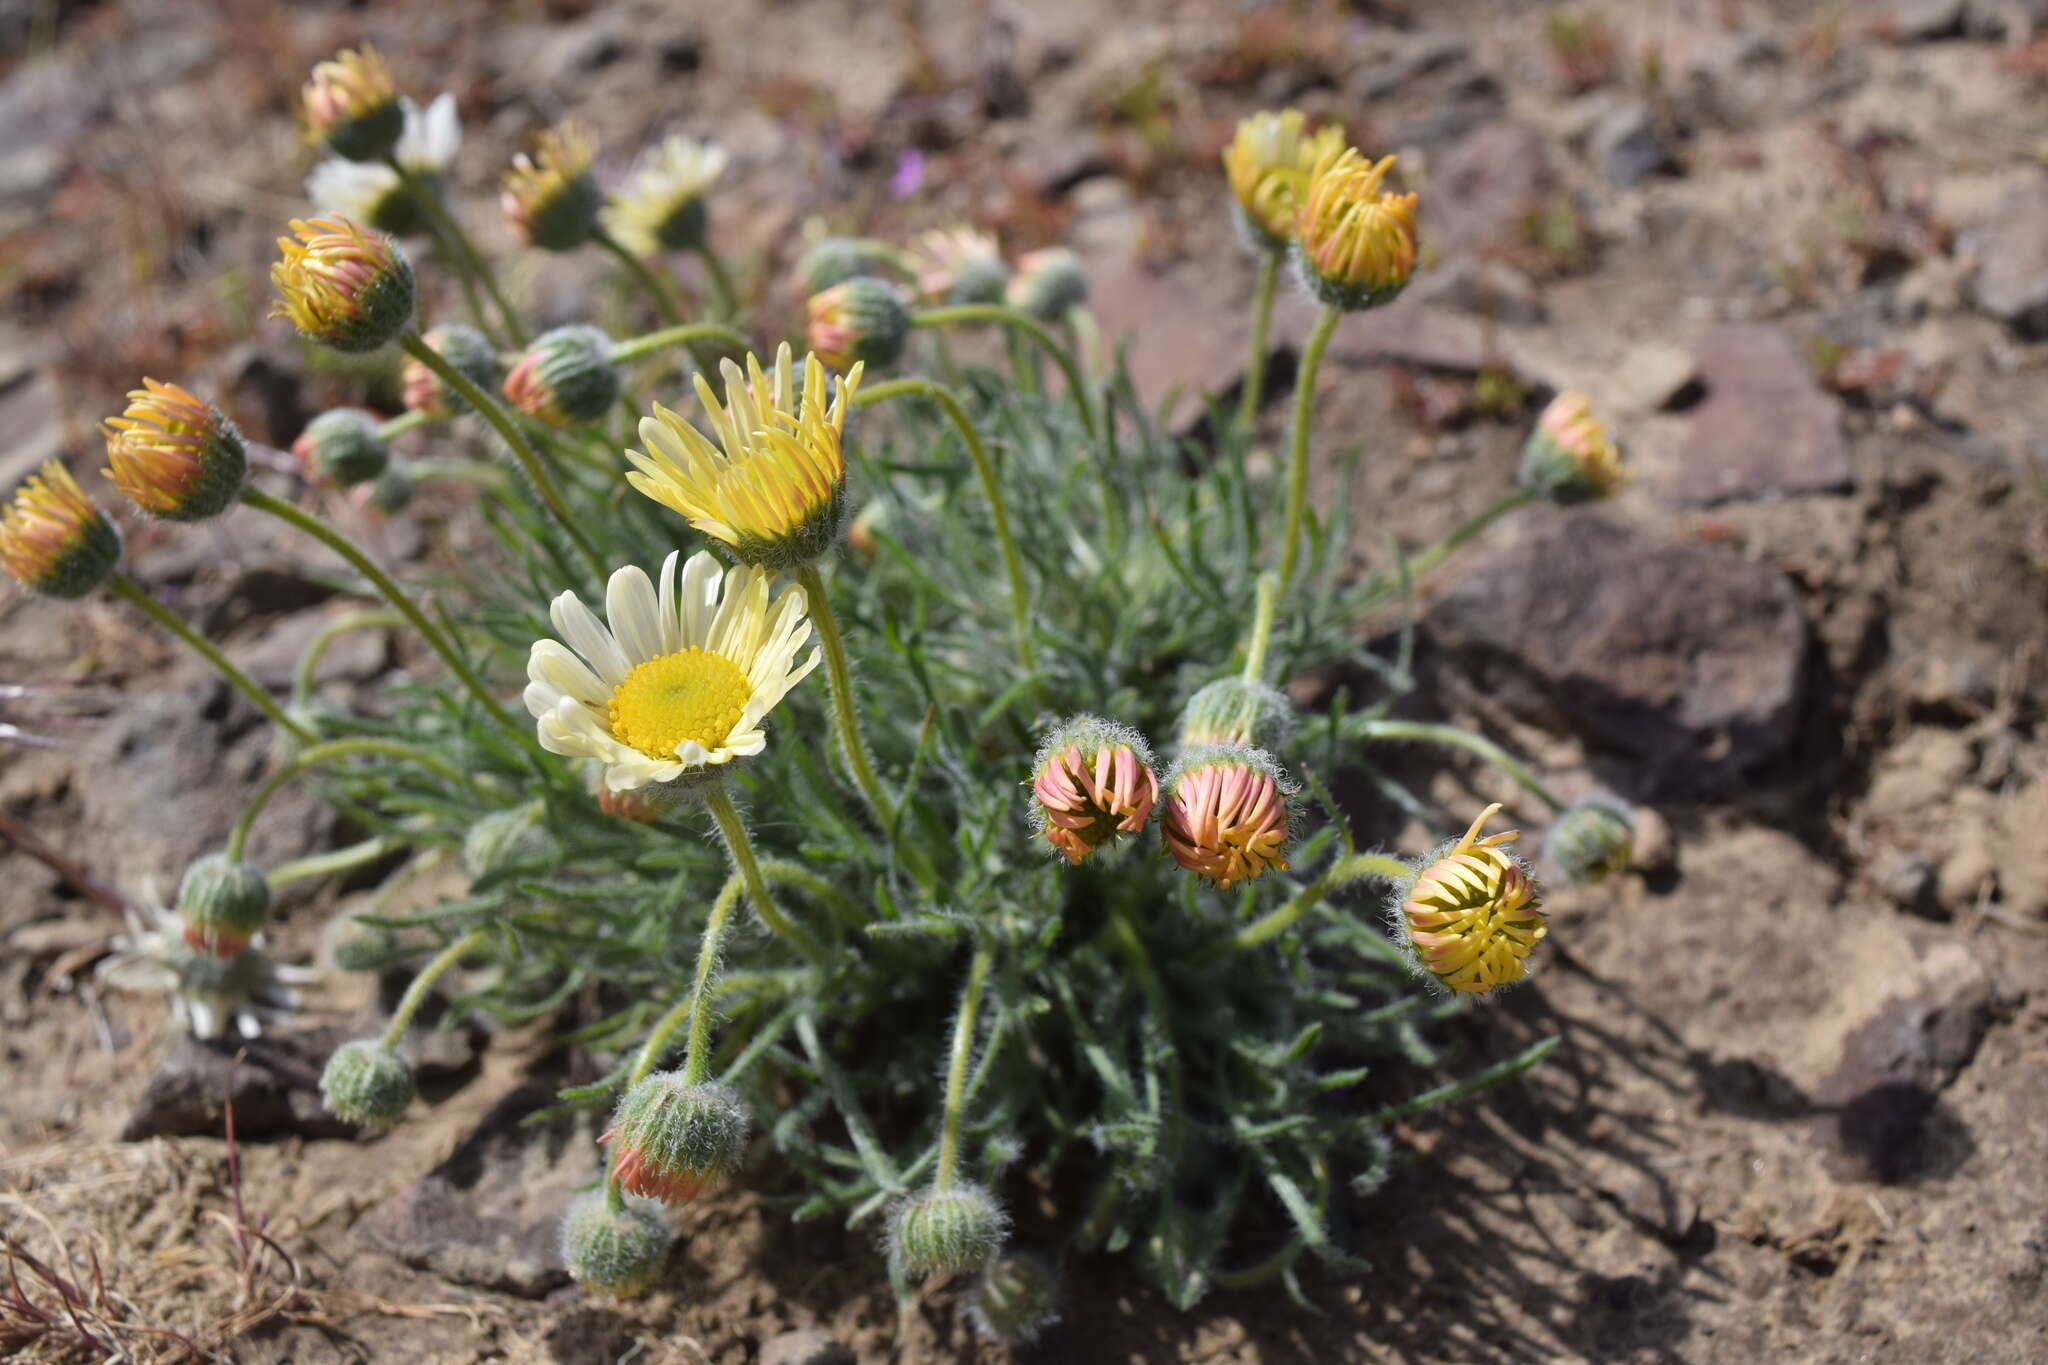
[524, 550, 820, 794]
[1223, 109, 1345, 250]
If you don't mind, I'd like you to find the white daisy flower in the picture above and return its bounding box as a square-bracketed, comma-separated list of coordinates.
[603, 135, 729, 256]
[306, 93, 462, 237]
[524, 550, 820, 794]
[99, 899, 314, 1039]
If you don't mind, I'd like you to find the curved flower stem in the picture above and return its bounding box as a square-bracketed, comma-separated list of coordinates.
[1224, 851, 1414, 955]
[268, 835, 399, 888]
[1232, 571, 1282, 739]
[1401, 488, 1535, 581]
[934, 942, 994, 1191]
[292, 608, 403, 708]
[693, 243, 740, 318]
[621, 872, 744, 1093]
[379, 926, 492, 1050]
[240, 484, 525, 733]
[910, 305, 1098, 439]
[1276, 303, 1343, 590]
[227, 736, 468, 860]
[853, 378, 1034, 676]
[106, 572, 312, 744]
[592, 225, 687, 326]
[704, 786, 829, 966]
[794, 563, 893, 827]
[1236, 250, 1281, 432]
[376, 409, 434, 441]
[388, 160, 527, 346]
[608, 322, 752, 366]
[397, 331, 607, 579]
[1351, 718, 1565, 813]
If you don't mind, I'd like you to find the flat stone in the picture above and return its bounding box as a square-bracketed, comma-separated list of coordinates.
[1588, 102, 1674, 188]
[231, 607, 392, 693]
[1607, 341, 1700, 415]
[1664, 325, 1851, 505]
[354, 1078, 593, 1298]
[1887, 0, 1967, 38]
[1967, 174, 2048, 338]
[0, 371, 64, 493]
[759, 1329, 856, 1365]
[1963, 0, 2048, 36]
[1427, 512, 1809, 798]
[121, 1027, 360, 1142]
[1428, 118, 1559, 254]
[1403, 259, 1547, 325]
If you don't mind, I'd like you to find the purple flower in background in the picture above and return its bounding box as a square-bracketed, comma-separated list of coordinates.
[891, 148, 926, 198]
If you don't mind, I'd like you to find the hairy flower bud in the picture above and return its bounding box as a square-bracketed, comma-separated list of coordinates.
[602, 1073, 749, 1204]
[1223, 109, 1346, 251]
[970, 1252, 1061, 1345]
[503, 325, 620, 427]
[890, 1183, 1007, 1278]
[322, 908, 405, 973]
[271, 217, 415, 353]
[319, 1038, 415, 1129]
[560, 1191, 671, 1299]
[176, 852, 272, 959]
[604, 135, 726, 256]
[301, 46, 402, 162]
[1544, 798, 1635, 885]
[1177, 677, 1295, 749]
[292, 408, 389, 488]
[796, 235, 898, 297]
[1161, 745, 1292, 888]
[1, 460, 121, 598]
[1519, 391, 1627, 504]
[101, 379, 248, 522]
[401, 323, 498, 417]
[1029, 717, 1159, 864]
[806, 276, 910, 374]
[1393, 803, 1547, 994]
[363, 462, 414, 515]
[462, 800, 555, 880]
[1293, 148, 1418, 311]
[910, 226, 1009, 305]
[502, 123, 601, 251]
[1004, 247, 1087, 323]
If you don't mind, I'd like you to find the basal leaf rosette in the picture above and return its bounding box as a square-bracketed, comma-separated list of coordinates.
[524, 550, 820, 796]
[625, 344, 862, 571]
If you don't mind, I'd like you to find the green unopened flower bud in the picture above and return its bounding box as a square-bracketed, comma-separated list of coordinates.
[100, 379, 249, 522]
[1543, 798, 1635, 885]
[806, 276, 909, 373]
[322, 909, 401, 973]
[365, 462, 414, 514]
[177, 852, 272, 960]
[462, 800, 555, 881]
[969, 1252, 1061, 1345]
[890, 1183, 1007, 1278]
[1177, 677, 1295, 749]
[319, 1038, 415, 1129]
[503, 325, 620, 427]
[0, 461, 121, 599]
[795, 235, 898, 296]
[271, 217, 416, 353]
[401, 323, 498, 417]
[1005, 247, 1087, 322]
[1519, 391, 1627, 504]
[602, 1073, 749, 1204]
[292, 408, 389, 488]
[560, 1191, 671, 1298]
[910, 226, 1009, 305]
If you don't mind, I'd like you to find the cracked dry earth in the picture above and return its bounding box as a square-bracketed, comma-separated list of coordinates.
[5, 1, 2048, 1362]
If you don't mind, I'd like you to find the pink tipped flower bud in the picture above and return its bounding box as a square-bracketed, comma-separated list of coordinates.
[100, 379, 248, 522]
[176, 852, 272, 960]
[1029, 717, 1159, 864]
[401, 323, 498, 417]
[806, 276, 910, 373]
[503, 325, 620, 427]
[301, 46, 402, 163]
[1161, 745, 1292, 888]
[1519, 391, 1628, 504]
[0, 460, 121, 599]
[1393, 803, 1547, 994]
[270, 217, 415, 353]
[292, 408, 390, 488]
[601, 1073, 750, 1205]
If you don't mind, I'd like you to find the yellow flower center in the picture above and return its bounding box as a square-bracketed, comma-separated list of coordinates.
[605, 648, 751, 761]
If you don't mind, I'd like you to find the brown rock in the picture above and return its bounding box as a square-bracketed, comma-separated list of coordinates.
[1429, 119, 1558, 254]
[1664, 325, 1852, 505]
[1427, 512, 1809, 798]
[1968, 174, 2048, 338]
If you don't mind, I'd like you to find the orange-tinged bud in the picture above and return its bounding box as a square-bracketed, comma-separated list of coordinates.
[271, 217, 415, 352]
[1030, 718, 1159, 864]
[1294, 148, 1418, 311]
[101, 379, 248, 521]
[1519, 391, 1628, 504]
[1161, 745, 1291, 888]
[1394, 803, 1547, 994]
[0, 460, 121, 598]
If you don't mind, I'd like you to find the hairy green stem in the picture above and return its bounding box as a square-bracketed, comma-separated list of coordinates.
[853, 378, 1034, 675]
[107, 573, 312, 744]
[1351, 718, 1565, 812]
[267, 836, 398, 888]
[1225, 852, 1414, 955]
[593, 225, 686, 326]
[398, 332, 606, 578]
[911, 305, 1096, 438]
[1402, 488, 1536, 581]
[621, 873, 745, 1091]
[240, 484, 522, 732]
[935, 943, 993, 1191]
[376, 409, 434, 441]
[794, 563, 893, 827]
[608, 321, 751, 366]
[704, 786, 828, 965]
[292, 608, 403, 708]
[228, 737, 466, 860]
[1277, 303, 1343, 589]
[1236, 250, 1281, 432]
[693, 242, 740, 318]
[388, 160, 527, 345]
[1241, 571, 1280, 686]
[380, 926, 491, 1050]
